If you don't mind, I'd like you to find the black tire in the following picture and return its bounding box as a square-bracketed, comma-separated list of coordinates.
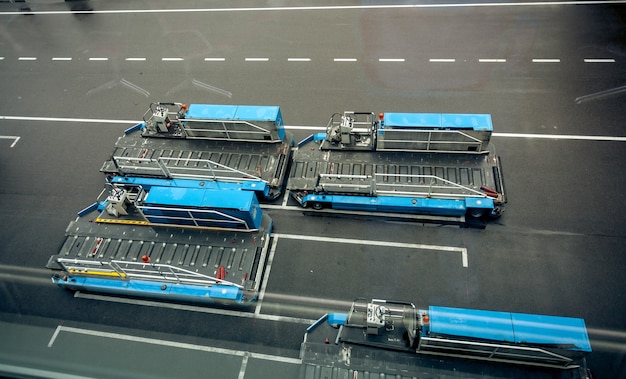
[311, 202, 323, 210]
[468, 208, 487, 218]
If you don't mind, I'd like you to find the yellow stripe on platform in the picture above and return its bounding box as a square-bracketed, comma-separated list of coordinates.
[69, 269, 127, 278]
[95, 218, 149, 226]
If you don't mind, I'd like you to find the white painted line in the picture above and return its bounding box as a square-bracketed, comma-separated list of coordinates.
[282, 190, 290, 207]
[478, 58, 506, 63]
[245, 57, 269, 62]
[52, 57, 72, 61]
[379, 58, 405, 62]
[0, 115, 138, 124]
[255, 235, 280, 316]
[74, 292, 316, 325]
[89, 57, 108, 61]
[47, 325, 62, 347]
[584, 58, 615, 63]
[532, 58, 560, 63]
[4, 2, 624, 15]
[492, 132, 626, 142]
[429, 58, 455, 63]
[0, 57, 4, 60]
[18, 57, 37, 61]
[3, 116, 625, 143]
[49, 325, 302, 364]
[238, 355, 249, 379]
[162, 57, 184, 61]
[334, 58, 357, 62]
[272, 233, 468, 267]
[125, 57, 146, 61]
[204, 57, 226, 61]
[287, 58, 311, 62]
[0, 135, 20, 147]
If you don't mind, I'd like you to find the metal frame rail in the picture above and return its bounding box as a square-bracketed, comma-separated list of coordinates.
[417, 336, 579, 369]
[54, 257, 243, 288]
[318, 173, 490, 199]
[376, 128, 486, 153]
[112, 156, 267, 184]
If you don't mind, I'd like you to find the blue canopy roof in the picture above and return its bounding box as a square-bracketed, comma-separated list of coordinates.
[186, 104, 281, 122]
[428, 306, 591, 352]
[383, 113, 493, 131]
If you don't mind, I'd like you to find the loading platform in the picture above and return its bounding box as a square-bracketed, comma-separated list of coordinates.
[46, 215, 272, 305]
[101, 135, 292, 201]
[287, 111, 506, 220]
[101, 103, 294, 201]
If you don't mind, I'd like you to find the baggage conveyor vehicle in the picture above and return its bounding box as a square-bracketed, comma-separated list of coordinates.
[287, 111, 507, 223]
[300, 299, 592, 378]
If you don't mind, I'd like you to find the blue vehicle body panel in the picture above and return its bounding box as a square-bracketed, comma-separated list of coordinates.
[186, 104, 285, 141]
[53, 276, 244, 304]
[328, 312, 348, 326]
[110, 176, 270, 197]
[383, 113, 493, 131]
[301, 194, 493, 216]
[510, 313, 592, 352]
[428, 306, 591, 352]
[143, 187, 262, 229]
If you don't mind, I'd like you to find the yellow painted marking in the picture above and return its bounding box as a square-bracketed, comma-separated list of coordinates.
[69, 269, 127, 278]
[95, 218, 149, 226]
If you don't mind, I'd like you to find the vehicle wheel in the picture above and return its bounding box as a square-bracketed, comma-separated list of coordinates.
[468, 208, 486, 218]
[311, 202, 323, 210]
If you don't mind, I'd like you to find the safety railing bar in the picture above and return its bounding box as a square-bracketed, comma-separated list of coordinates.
[376, 190, 483, 199]
[377, 128, 483, 143]
[375, 148, 486, 154]
[321, 184, 372, 189]
[110, 260, 244, 288]
[380, 139, 482, 145]
[183, 119, 273, 134]
[320, 174, 372, 180]
[139, 205, 249, 223]
[158, 157, 266, 183]
[419, 337, 574, 362]
[141, 215, 248, 228]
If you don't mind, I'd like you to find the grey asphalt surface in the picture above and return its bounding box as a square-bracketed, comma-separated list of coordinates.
[0, 1, 625, 378]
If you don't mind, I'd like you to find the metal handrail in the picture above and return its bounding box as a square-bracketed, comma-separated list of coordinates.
[112, 156, 267, 184]
[318, 173, 487, 198]
[56, 258, 243, 288]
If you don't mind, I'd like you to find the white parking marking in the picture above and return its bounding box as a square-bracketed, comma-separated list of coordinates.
[162, 57, 184, 61]
[379, 58, 405, 62]
[288, 58, 311, 62]
[584, 58, 615, 63]
[5, 1, 625, 15]
[479, 58, 506, 63]
[2, 116, 625, 142]
[125, 57, 146, 61]
[0, 135, 20, 147]
[52, 57, 72, 61]
[74, 292, 316, 324]
[18, 57, 37, 61]
[255, 235, 280, 315]
[48, 325, 302, 364]
[245, 57, 269, 62]
[334, 58, 357, 62]
[272, 233, 468, 267]
[492, 132, 626, 142]
[88, 57, 108, 61]
[430, 58, 455, 62]
[0, 115, 138, 124]
[532, 58, 560, 63]
[238, 355, 249, 379]
[204, 57, 226, 61]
